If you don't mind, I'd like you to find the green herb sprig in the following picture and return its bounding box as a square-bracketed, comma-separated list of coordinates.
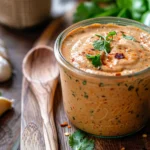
[69, 130, 94, 150]
[86, 54, 102, 67]
[86, 31, 116, 68]
[93, 31, 117, 54]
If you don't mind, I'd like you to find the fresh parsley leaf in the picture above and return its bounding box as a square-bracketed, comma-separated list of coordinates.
[93, 39, 110, 54]
[93, 40, 104, 50]
[86, 54, 102, 67]
[69, 130, 94, 150]
[107, 31, 117, 36]
[106, 31, 117, 41]
[122, 34, 136, 41]
[95, 34, 105, 40]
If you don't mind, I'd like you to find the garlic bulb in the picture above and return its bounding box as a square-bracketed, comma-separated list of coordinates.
[0, 56, 12, 82]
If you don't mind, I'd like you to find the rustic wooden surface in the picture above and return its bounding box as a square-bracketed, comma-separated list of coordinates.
[0, 6, 150, 150]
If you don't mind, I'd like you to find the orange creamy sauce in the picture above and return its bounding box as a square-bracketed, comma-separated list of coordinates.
[62, 24, 150, 76]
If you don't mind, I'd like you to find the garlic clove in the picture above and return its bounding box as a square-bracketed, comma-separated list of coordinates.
[0, 56, 12, 82]
[0, 39, 8, 59]
[0, 46, 8, 60]
[0, 96, 13, 116]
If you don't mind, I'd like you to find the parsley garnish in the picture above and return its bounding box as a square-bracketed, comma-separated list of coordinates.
[86, 31, 116, 68]
[82, 80, 87, 85]
[106, 31, 117, 41]
[93, 40, 110, 55]
[93, 31, 116, 54]
[122, 34, 136, 41]
[86, 54, 102, 67]
[69, 130, 94, 150]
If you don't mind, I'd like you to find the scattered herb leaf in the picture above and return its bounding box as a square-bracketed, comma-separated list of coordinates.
[106, 31, 117, 41]
[86, 54, 102, 67]
[69, 130, 94, 150]
[122, 34, 136, 41]
[128, 85, 134, 91]
[84, 92, 89, 99]
[99, 82, 104, 87]
[82, 80, 87, 85]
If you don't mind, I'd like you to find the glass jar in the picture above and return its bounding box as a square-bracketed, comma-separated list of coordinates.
[54, 17, 150, 138]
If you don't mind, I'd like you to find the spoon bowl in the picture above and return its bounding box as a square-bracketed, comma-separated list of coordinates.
[23, 46, 59, 83]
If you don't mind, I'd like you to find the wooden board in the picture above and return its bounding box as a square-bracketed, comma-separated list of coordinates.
[21, 16, 150, 150]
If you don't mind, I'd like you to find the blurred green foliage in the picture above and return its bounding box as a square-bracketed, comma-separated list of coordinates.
[73, 0, 150, 26]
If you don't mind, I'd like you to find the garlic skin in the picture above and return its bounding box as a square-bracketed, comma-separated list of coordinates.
[0, 56, 12, 82]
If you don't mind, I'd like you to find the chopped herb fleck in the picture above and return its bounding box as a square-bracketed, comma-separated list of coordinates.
[90, 110, 94, 114]
[122, 33, 137, 41]
[72, 91, 76, 97]
[84, 92, 88, 99]
[82, 80, 87, 85]
[140, 44, 145, 49]
[128, 85, 134, 91]
[136, 88, 139, 97]
[99, 82, 104, 87]
[72, 117, 75, 120]
[117, 83, 121, 86]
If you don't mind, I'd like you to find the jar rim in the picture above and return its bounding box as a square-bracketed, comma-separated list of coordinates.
[54, 17, 150, 79]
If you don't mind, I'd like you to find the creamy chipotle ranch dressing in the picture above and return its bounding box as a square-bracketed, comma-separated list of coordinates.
[62, 24, 150, 76]
[58, 23, 150, 136]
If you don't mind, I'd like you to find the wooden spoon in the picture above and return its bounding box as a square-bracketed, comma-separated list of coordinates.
[22, 45, 59, 150]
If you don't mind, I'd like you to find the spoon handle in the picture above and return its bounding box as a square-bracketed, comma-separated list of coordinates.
[31, 79, 59, 150]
